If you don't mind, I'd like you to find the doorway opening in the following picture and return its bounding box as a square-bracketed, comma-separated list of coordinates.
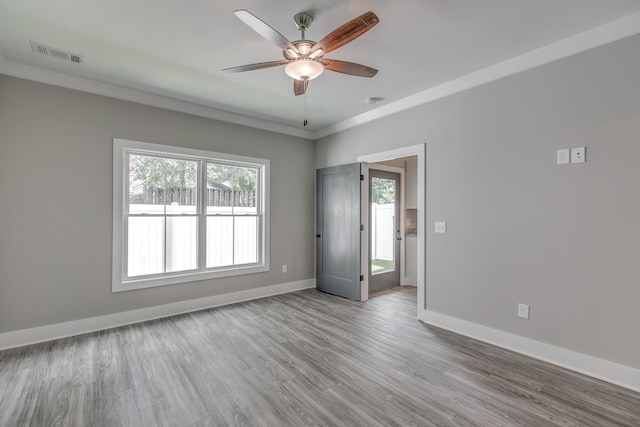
[358, 144, 425, 313]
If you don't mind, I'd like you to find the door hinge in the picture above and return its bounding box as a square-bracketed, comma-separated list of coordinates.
[360, 174, 364, 181]
[360, 224, 364, 231]
[360, 275, 364, 281]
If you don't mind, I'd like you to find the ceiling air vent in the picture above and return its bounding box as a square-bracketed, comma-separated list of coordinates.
[30, 41, 83, 64]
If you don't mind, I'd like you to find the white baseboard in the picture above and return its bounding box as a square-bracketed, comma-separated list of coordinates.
[418, 309, 640, 393]
[401, 278, 417, 287]
[0, 279, 315, 351]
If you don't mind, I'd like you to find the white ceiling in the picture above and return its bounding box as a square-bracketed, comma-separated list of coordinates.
[1, 0, 640, 138]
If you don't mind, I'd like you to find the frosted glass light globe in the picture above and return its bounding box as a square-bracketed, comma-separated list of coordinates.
[285, 59, 324, 81]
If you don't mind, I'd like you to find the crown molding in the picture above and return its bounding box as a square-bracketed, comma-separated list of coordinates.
[0, 53, 315, 140]
[313, 11, 640, 139]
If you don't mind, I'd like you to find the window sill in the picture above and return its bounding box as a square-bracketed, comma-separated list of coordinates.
[112, 264, 269, 293]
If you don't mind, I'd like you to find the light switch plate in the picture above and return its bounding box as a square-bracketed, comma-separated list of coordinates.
[557, 149, 570, 165]
[571, 147, 585, 163]
[518, 303, 530, 319]
[435, 221, 447, 234]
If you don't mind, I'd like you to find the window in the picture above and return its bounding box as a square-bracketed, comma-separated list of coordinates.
[113, 139, 269, 292]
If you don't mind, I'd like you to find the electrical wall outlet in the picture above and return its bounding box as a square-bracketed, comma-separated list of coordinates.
[435, 221, 447, 234]
[518, 303, 530, 319]
[282, 264, 287, 273]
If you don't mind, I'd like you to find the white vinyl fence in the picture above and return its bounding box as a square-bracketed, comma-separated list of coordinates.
[371, 203, 395, 261]
[127, 203, 257, 277]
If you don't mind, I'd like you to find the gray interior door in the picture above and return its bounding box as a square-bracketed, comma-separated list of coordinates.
[369, 169, 401, 293]
[316, 163, 362, 301]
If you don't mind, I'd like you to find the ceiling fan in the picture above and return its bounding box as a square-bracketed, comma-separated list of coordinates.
[223, 10, 380, 96]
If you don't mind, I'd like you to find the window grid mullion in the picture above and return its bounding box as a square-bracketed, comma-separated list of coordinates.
[162, 159, 167, 274]
[198, 160, 206, 270]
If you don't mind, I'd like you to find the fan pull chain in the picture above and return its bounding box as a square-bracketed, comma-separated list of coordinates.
[303, 94, 308, 127]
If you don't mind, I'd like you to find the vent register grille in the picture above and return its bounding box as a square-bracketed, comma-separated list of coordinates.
[30, 41, 83, 64]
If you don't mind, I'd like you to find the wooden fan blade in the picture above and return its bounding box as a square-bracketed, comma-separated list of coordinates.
[294, 79, 309, 96]
[322, 59, 378, 77]
[234, 10, 298, 52]
[222, 60, 290, 73]
[311, 11, 379, 56]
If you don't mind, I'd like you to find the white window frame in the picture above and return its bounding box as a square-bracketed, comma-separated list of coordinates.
[112, 138, 269, 292]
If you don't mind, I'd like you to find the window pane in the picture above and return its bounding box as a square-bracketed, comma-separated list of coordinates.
[128, 154, 165, 215]
[164, 158, 198, 215]
[206, 216, 233, 268]
[166, 217, 197, 273]
[207, 163, 257, 215]
[128, 217, 164, 277]
[234, 216, 258, 265]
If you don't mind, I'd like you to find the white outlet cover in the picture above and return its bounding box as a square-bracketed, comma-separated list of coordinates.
[435, 221, 447, 234]
[557, 149, 570, 165]
[571, 147, 586, 163]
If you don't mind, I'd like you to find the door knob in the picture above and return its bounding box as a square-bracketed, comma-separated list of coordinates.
[315, 234, 321, 238]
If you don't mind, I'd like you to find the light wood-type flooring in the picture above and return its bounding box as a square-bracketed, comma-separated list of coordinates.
[1, 286, 639, 426]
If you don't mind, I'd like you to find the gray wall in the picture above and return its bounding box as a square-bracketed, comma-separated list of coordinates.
[316, 34, 640, 369]
[0, 76, 315, 333]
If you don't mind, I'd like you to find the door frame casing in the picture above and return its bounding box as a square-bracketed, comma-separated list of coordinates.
[357, 144, 426, 313]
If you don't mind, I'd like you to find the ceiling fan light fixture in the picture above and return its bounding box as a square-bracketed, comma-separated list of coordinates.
[285, 48, 299, 59]
[297, 43, 312, 55]
[309, 48, 323, 59]
[285, 59, 324, 81]
[225, 9, 379, 96]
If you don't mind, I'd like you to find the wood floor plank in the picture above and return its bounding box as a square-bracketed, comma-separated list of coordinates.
[1, 286, 639, 426]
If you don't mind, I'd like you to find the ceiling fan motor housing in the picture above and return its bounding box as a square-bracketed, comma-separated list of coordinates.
[283, 41, 317, 59]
